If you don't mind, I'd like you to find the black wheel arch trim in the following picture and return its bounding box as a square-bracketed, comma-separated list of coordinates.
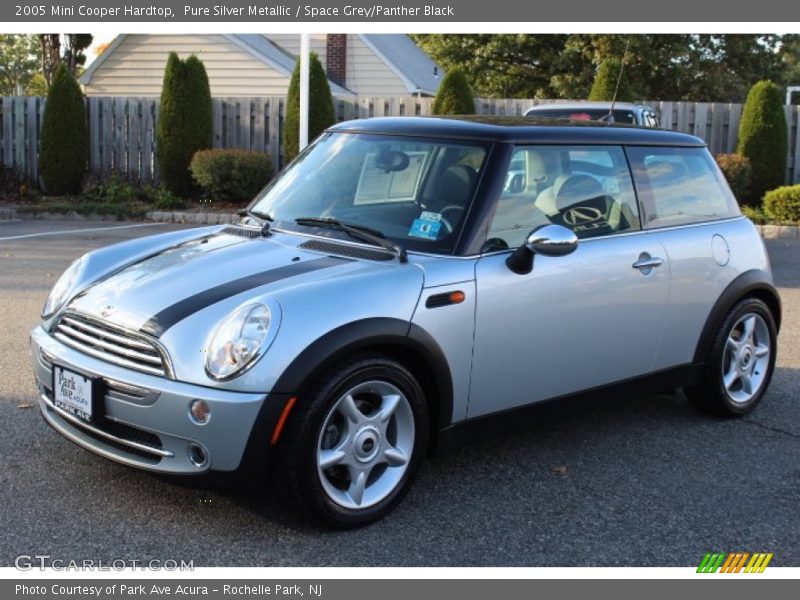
[271, 317, 455, 432]
[693, 269, 781, 364]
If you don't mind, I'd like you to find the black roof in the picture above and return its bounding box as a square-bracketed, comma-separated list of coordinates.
[328, 116, 705, 147]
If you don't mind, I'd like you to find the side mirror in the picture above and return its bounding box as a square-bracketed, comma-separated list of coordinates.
[505, 224, 578, 275]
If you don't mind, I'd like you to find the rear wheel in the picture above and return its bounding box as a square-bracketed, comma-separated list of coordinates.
[274, 355, 429, 528]
[686, 298, 777, 416]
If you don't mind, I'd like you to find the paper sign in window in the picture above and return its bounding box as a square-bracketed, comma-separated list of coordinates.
[355, 152, 428, 204]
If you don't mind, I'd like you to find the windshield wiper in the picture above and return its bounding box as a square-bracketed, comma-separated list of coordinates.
[237, 208, 274, 236]
[294, 217, 408, 263]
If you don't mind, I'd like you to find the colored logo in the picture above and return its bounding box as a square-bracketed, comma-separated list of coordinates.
[697, 552, 773, 573]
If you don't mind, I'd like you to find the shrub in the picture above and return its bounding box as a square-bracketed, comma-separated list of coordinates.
[0, 166, 26, 199]
[763, 185, 800, 223]
[148, 185, 186, 209]
[190, 149, 272, 203]
[432, 68, 475, 115]
[283, 52, 335, 163]
[156, 53, 213, 198]
[737, 80, 788, 206]
[715, 153, 752, 203]
[39, 63, 88, 195]
[82, 172, 140, 203]
[588, 59, 634, 103]
[740, 205, 768, 224]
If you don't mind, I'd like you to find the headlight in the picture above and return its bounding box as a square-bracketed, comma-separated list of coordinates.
[205, 303, 272, 380]
[42, 255, 87, 318]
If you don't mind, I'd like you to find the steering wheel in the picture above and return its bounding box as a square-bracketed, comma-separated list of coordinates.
[438, 205, 465, 234]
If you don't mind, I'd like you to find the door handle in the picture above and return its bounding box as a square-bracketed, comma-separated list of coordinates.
[632, 256, 664, 270]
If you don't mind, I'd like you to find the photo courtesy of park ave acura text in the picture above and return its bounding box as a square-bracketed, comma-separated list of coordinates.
[1, 25, 799, 568]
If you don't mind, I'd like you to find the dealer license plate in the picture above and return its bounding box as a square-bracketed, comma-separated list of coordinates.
[53, 366, 94, 423]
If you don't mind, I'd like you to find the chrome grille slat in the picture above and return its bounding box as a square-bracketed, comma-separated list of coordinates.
[56, 324, 162, 364]
[61, 316, 154, 350]
[53, 314, 169, 378]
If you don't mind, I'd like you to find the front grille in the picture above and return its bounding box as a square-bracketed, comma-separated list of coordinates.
[53, 314, 169, 378]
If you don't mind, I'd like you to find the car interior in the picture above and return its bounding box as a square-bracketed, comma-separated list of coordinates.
[485, 146, 641, 250]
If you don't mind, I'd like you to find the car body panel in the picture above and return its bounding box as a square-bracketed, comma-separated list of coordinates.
[469, 232, 671, 417]
[31, 325, 265, 473]
[646, 217, 771, 370]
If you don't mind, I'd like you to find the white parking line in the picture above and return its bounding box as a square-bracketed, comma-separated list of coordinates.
[0, 222, 166, 242]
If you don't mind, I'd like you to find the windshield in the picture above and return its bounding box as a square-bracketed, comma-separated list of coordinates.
[250, 132, 489, 254]
[527, 108, 637, 124]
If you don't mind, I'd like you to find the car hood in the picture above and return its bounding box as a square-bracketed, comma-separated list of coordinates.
[66, 231, 382, 336]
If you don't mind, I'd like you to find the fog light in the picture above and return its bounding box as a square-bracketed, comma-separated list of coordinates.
[189, 400, 211, 424]
[188, 443, 208, 468]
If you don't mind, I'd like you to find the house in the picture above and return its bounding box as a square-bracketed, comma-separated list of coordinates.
[78, 34, 442, 97]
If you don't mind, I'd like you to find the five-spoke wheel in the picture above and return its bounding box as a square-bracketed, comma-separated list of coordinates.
[686, 297, 777, 416]
[274, 355, 428, 528]
[316, 381, 415, 509]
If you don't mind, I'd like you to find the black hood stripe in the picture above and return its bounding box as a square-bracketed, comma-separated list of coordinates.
[140, 256, 350, 338]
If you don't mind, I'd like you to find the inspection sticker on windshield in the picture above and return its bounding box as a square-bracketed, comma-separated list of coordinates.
[409, 213, 442, 240]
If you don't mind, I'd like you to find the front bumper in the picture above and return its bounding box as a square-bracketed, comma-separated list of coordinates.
[30, 325, 282, 476]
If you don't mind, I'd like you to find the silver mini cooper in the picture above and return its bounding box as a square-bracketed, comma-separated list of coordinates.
[31, 117, 780, 527]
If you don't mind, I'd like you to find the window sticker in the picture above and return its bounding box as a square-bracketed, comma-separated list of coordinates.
[354, 151, 429, 204]
[408, 213, 442, 240]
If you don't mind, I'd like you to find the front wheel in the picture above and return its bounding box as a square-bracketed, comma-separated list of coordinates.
[274, 355, 429, 528]
[686, 298, 777, 417]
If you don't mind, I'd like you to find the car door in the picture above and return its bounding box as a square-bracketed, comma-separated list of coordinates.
[468, 145, 671, 418]
[624, 146, 746, 371]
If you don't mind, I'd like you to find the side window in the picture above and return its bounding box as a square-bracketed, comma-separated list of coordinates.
[486, 145, 640, 250]
[627, 147, 740, 229]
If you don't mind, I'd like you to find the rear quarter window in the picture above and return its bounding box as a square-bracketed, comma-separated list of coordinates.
[626, 146, 740, 228]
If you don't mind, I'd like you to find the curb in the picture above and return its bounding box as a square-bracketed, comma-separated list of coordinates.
[0, 207, 239, 225]
[755, 224, 800, 240]
[144, 211, 239, 224]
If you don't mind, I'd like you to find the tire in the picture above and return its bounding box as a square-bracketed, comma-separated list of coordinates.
[686, 297, 777, 417]
[273, 354, 429, 528]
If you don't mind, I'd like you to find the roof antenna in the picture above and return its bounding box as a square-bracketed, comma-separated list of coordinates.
[607, 37, 631, 125]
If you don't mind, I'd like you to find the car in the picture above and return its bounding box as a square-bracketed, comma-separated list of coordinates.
[31, 116, 780, 528]
[524, 101, 660, 127]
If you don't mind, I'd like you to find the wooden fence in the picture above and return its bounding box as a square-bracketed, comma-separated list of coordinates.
[2, 96, 800, 186]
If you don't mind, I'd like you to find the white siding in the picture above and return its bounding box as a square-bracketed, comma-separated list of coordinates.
[84, 34, 290, 97]
[346, 36, 409, 95]
[265, 34, 327, 64]
[264, 34, 410, 95]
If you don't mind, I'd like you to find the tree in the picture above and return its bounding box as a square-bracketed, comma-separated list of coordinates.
[588, 59, 634, 102]
[736, 80, 788, 205]
[413, 33, 788, 103]
[156, 53, 213, 197]
[412, 34, 568, 98]
[432, 68, 475, 115]
[39, 63, 88, 194]
[39, 34, 61, 86]
[780, 34, 800, 102]
[0, 34, 39, 95]
[38, 33, 93, 86]
[283, 52, 335, 163]
[63, 34, 93, 75]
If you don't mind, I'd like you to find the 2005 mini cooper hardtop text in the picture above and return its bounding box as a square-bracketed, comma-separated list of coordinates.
[31, 117, 780, 527]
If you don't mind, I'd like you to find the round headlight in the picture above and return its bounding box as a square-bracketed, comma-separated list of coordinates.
[42, 255, 87, 318]
[206, 303, 272, 380]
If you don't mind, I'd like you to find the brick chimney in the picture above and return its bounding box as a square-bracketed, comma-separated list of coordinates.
[326, 34, 347, 88]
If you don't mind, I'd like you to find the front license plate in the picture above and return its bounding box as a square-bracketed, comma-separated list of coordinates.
[53, 366, 94, 423]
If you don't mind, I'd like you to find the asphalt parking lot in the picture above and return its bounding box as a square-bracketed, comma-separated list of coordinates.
[0, 218, 798, 567]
